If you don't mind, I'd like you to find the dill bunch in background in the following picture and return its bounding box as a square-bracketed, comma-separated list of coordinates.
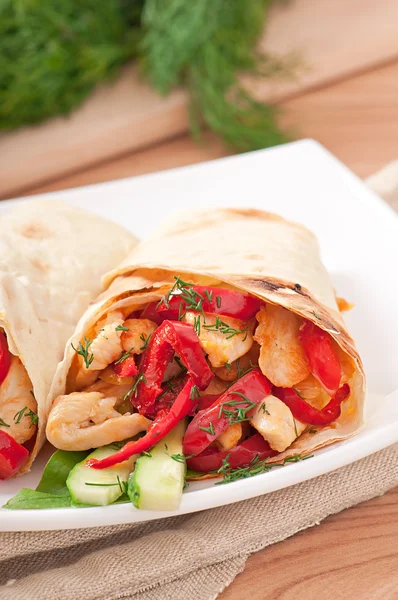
[0, 0, 287, 151]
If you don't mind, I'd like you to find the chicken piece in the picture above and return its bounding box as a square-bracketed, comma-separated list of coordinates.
[0, 356, 37, 444]
[293, 374, 321, 400]
[202, 377, 229, 396]
[215, 423, 243, 451]
[250, 394, 306, 452]
[183, 312, 254, 368]
[46, 391, 151, 451]
[213, 343, 260, 382]
[121, 318, 157, 355]
[254, 305, 310, 387]
[88, 311, 125, 371]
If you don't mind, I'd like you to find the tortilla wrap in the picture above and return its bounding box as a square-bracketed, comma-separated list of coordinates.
[49, 208, 365, 463]
[0, 199, 137, 474]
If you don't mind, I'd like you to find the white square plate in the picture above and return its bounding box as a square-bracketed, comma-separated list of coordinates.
[1, 139, 397, 531]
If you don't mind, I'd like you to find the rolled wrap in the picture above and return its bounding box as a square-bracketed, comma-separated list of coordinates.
[0, 199, 137, 474]
[49, 208, 365, 460]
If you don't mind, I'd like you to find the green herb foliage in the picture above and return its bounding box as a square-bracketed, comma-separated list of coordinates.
[203, 316, 248, 340]
[1, 1, 289, 150]
[3, 450, 89, 509]
[141, 0, 287, 150]
[216, 453, 313, 485]
[218, 393, 257, 425]
[71, 336, 94, 369]
[0, 0, 142, 129]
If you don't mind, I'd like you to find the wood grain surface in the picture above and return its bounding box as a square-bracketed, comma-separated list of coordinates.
[23, 60, 398, 199]
[220, 487, 398, 600]
[4, 38, 398, 600]
[1, 0, 398, 197]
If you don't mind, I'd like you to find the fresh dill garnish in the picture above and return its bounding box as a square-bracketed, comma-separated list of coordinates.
[169, 453, 194, 463]
[174, 355, 188, 376]
[218, 392, 257, 425]
[26, 409, 38, 428]
[159, 277, 207, 322]
[140, 332, 152, 351]
[199, 422, 215, 436]
[235, 359, 255, 380]
[293, 418, 298, 438]
[309, 429, 318, 434]
[193, 315, 201, 336]
[115, 349, 133, 364]
[203, 316, 248, 340]
[13, 407, 37, 427]
[13, 407, 26, 425]
[204, 289, 213, 302]
[71, 336, 94, 369]
[84, 478, 127, 492]
[189, 385, 200, 401]
[216, 295, 221, 308]
[312, 310, 321, 320]
[0, 418, 10, 427]
[142, 451, 152, 457]
[216, 453, 314, 485]
[124, 373, 147, 400]
[116, 325, 130, 332]
[260, 402, 270, 416]
[30, 390, 36, 401]
[224, 362, 232, 372]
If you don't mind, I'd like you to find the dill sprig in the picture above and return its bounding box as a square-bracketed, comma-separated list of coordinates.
[159, 276, 206, 321]
[141, 0, 288, 151]
[124, 373, 147, 400]
[0, 418, 10, 427]
[71, 337, 94, 369]
[140, 332, 152, 351]
[115, 349, 133, 364]
[0, 1, 142, 130]
[216, 453, 314, 485]
[13, 407, 38, 428]
[199, 422, 216, 436]
[218, 393, 257, 425]
[203, 316, 248, 340]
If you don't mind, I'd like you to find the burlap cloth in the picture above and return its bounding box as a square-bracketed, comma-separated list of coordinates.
[1, 164, 397, 600]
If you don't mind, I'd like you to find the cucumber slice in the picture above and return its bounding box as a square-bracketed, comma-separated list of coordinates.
[67, 445, 134, 506]
[128, 420, 186, 511]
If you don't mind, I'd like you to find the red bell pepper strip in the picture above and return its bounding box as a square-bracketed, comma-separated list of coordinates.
[187, 433, 277, 472]
[140, 303, 177, 324]
[196, 394, 220, 412]
[183, 369, 272, 457]
[145, 285, 263, 323]
[0, 431, 29, 479]
[274, 383, 350, 426]
[88, 378, 197, 469]
[132, 320, 213, 415]
[147, 374, 189, 419]
[113, 355, 138, 378]
[299, 321, 341, 395]
[0, 330, 11, 386]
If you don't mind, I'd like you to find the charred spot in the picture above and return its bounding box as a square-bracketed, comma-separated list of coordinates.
[294, 283, 302, 291]
[243, 279, 282, 293]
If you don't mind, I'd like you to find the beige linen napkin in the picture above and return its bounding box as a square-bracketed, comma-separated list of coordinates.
[1, 164, 397, 600]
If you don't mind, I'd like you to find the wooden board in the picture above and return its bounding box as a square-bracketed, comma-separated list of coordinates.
[1, 0, 398, 198]
[22, 60, 398, 200]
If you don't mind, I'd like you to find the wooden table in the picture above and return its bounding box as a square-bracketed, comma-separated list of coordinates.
[17, 60, 398, 599]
